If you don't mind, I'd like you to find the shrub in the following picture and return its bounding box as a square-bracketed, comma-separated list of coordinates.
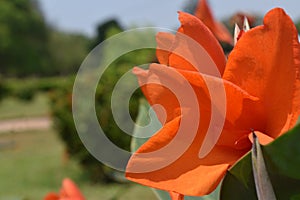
[1, 77, 68, 101]
[49, 48, 154, 182]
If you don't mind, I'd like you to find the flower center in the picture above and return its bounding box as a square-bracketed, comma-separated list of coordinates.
[234, 134, 252, 150]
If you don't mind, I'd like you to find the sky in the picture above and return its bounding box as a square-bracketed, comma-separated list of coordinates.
[38, 0, 300, 36]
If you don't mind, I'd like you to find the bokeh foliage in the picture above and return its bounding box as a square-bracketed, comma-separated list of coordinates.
[0, 0, 90, 77]
[49, 21, 156, 182]
[0, 0, 49, 76]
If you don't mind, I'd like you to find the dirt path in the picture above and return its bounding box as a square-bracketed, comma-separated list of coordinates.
[0, 116, 52, 133]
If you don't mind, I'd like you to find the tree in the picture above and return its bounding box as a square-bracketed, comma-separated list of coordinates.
[48, 30, 90, 75]
[90, 19, 123, 49]
[295, 19, 300, 34]
[0, 0, 49, 76]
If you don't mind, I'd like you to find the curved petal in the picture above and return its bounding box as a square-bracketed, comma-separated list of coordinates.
[169, 192, 184, 200]
[126, 115, 246, 196]
[248, 131, 274, 145]
[194, 0, 233, 45]
[177, 69, 260, 126]
[156, 32, 175, 65]
[60, 178, 85, 200]
[223, 8, 300, 138]
[128, 66, 262, 196]
[162, 12, 226, 75]
[177, 69, 263, 150]
[132, 65, 180, 124]
[134, 64, 262, 149]
[44, 193, 59, 200]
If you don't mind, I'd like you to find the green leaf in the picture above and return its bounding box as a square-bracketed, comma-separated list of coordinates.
[153, 189, 172, 200]
[220, 124, 300, 200]
[130, 98, 161, 152]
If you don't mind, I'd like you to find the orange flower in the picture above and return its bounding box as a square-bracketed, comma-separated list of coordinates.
[44, 178, 85, 200]
[194, 0, 233, 45]
[126, 8, 300, 198]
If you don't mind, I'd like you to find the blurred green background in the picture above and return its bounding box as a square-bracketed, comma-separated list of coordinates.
[0, 0, 300, 199]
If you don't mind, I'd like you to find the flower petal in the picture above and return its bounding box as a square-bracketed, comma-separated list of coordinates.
[248, 131, 274, 145]
[161, 12, 226, 75]
[156, 32, 175, 65]
[128, 66, 261, 196]
[169, 191, 184, 200]
[194, 0, 233, 45]
[126, 115, 245, 196]
[44, 193, 59, 200]
[60, 178, 85, 200]
[132, 65, 180, 124]
[177, 69, 262, 151]
[223, 8, 300, 138]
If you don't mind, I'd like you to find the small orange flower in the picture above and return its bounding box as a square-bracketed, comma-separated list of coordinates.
[126, 8, 300, 198]
[194, 0, 233, 45]
[44, 178, 85, 200]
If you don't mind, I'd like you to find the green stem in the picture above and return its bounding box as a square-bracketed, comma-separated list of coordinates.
[251, 132, 277, 200]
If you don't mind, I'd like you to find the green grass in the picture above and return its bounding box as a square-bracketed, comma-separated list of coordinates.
[0, 93, 49, 119]
[0, 129, 157, 200]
